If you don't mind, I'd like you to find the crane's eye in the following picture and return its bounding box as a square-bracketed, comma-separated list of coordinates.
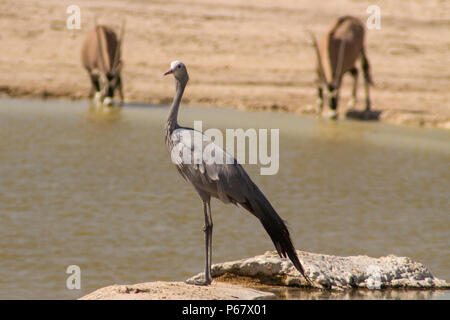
[178, 65, 181, 69]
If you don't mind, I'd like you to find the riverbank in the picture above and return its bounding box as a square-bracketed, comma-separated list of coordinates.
[2, 0, 449, 129]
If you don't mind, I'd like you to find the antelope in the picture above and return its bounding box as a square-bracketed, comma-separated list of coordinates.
[310, 16, 373, 119]
[81, 22, 125, 106]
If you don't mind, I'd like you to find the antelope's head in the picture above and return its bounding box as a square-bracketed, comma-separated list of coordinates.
[95, 22, 125, 106]
[99, 62, 123, 105]
[309, 31, 343, 117]
[327, 83, 338, 111]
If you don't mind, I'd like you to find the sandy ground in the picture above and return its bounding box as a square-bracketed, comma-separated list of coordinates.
[79, 281, 275, 300]
[1, 0, 449, 128]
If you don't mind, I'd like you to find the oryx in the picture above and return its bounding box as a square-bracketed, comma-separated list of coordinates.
[81, 22, 125, 106]
[310, 16, 373, 118]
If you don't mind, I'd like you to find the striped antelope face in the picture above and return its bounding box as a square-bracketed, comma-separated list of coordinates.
[327, 84, 339, 112]
[99, 64, 122, 106]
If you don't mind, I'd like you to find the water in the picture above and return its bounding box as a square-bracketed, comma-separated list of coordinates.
[0, 98, 448, 300]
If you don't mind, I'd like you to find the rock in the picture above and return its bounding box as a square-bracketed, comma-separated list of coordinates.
[187, 251, 449, 291]
[79, 281, 275, 300]
[80, 251, 448, 299]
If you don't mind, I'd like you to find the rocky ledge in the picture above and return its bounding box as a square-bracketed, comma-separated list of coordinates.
[188, 251, 449, 291]
[80, 251, 449, 299]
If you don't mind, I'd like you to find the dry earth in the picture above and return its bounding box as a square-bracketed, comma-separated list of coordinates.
[1, 0, 449, 128]
[80, 281, 275, 300]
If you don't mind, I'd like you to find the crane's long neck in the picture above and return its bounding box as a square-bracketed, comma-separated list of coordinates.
[166, 78, 187, 148]
[166, 78, 185, 137]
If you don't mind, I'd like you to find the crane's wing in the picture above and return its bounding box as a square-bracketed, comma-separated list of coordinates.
[168, 128, 309, 280]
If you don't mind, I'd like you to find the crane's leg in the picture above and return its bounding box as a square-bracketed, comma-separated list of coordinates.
[205, 200, 213, 284]
[186, 199, 213, 286]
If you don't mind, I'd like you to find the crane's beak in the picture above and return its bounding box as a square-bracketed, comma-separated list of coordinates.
[164, 69, 173, 76]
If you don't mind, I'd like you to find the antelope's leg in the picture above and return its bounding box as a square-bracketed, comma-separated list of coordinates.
[348, 67, 358, 108]
[363, 78, 371, 111]
[361, 54, 371, 111]
[89, 74, 100, 98]
[118, 76, 124, 105]
[317, 85, 324, 112]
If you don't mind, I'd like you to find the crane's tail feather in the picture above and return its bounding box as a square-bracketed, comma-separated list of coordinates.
[240, 187, 310, 283]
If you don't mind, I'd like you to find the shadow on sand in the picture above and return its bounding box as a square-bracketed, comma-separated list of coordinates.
[345, 109, 382, 121]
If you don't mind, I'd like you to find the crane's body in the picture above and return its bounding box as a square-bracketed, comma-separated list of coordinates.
[164, 61, 309, 285]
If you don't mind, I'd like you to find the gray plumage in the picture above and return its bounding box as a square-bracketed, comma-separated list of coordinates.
[163, 61, 309, 285]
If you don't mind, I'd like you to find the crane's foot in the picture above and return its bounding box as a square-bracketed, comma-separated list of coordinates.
[185, 277, 212, 286]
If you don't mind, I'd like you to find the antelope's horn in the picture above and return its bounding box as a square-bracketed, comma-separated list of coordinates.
[307, 30, 327, 84]
[96, 23, 107, 75]
[113, 20, 126, 73]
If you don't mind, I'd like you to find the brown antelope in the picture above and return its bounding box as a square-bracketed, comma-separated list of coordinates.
[310, 16, 373, 118]
[81, 23, 125, 106]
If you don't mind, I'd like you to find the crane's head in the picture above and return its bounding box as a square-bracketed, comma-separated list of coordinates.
[164, 61, 189, 85]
